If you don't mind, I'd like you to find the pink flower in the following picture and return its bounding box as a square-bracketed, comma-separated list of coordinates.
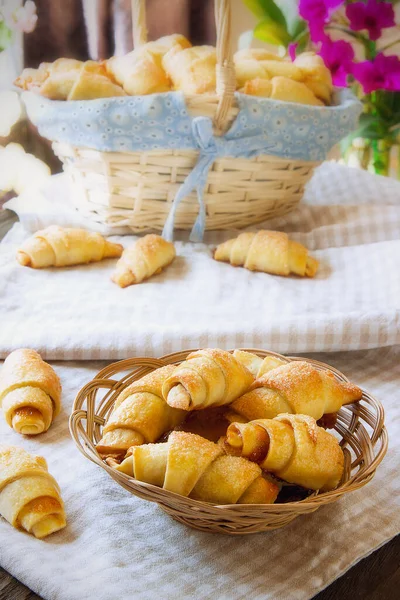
[346, 0, 395, 41]
[288, 43, 298, 62]
[7, 1, 38, 34]
[299, 0, 344, 42]
[318, 38, 355, 86]
[352, 54, 400, 93]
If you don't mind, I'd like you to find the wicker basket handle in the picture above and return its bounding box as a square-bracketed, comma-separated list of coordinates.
[131, 0, 235, 133]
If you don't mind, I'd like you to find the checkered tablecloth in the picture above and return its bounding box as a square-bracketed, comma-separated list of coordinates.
[0, 162, 399, 600]
[0, 347, 398, 600]
[1, 162, 400, 359]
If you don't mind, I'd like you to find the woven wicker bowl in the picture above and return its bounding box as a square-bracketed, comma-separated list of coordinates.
[69, 349, 388, 535]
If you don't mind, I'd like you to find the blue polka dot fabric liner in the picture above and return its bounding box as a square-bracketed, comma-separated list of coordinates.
[23, 89, 362, 241]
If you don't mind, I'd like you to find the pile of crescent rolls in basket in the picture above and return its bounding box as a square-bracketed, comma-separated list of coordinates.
[0, 345, 363, 539]
[15, 34, 333, 106]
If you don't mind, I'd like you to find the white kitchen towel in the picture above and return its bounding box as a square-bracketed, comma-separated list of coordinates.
[0, 347, 398, 600]
[1, 164, 400, 359]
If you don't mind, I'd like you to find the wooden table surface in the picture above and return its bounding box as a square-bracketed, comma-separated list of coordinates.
[1, 535, 399, 600]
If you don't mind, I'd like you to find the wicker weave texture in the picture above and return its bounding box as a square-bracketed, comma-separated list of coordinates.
[54, 142, 318, 232]
[69, 349, 388, 535]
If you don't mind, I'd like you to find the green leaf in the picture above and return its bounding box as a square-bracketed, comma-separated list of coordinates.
[340, 114, 380, 154]
[254, 18, 291, 47]
[289, 17, 307, 39]
[0, 20, 13, 52]
[242, 0, 287, 28]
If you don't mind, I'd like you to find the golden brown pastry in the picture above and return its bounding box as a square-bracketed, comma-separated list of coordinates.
[225, 414, 344, 491]
[234, 49, 284, 63]
[67, 61, 126, 100]
[14, 64, 51, 92]
[14, 59, 82, 93]
[16, 226, 123, 268]
[232, 350, 287, 378]
[235, 58, 303, 89]
[294, 52, 333, 104]
[243, 76, 324, 106]
[115, 431, 279, 504]
[230, 360, 362, 423]
[107, 34, 191, 96]
[96, 365, 186, 456]
[111, 234, 176, 287]
[107, 49, 170, 95]
[0, 445, 66, 538]
[162, 45, 216, 94]
[214, 230, 319, 277]
[0, 349, 61, 435]
[162, 349, 254, 411]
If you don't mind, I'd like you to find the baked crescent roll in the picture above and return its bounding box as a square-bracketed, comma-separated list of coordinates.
[162, 45, 217, 94]
[242, 76, 324, 106]
[230, 360, 362, 423]
[115, 431, 279, 504]
[14, 59, 82, 93]
[234, 49, 284, 63]
[16, 226, 123, 268]
[106, 34, 191, 96]
[235, 59, 302, 89]
[107, 47, 170, 95]
[14, 64, 50, 92]
[225, 414, 344, 491]
[0, 445, 66, 538]
[111, 234, 175, 287]
[294, 52, 333, 104]
[67, 61, 126, 100]
[162, 349, 254, 411]
[96, 365, 186, 456]
[233, 350, 287, 378]
[0, 349, 61, 435]
[214, 230, 319, 277]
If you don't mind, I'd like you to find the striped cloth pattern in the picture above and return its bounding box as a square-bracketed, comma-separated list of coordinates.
[0, 162, 399, 360]
[0, 347, 398, 600]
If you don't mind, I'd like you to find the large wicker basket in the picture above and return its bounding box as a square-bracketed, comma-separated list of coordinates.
[49, 0, 322, 234]
[69, 349, 388, 535]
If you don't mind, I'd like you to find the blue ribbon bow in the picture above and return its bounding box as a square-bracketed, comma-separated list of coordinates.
[162, 116, 277, 242]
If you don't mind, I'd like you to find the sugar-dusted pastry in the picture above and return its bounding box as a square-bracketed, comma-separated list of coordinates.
[16, 226, 123, 268]
[0, 445, 66, 538]
[0, 349, 61, 435]
[230, 360, 362, 423]
[162, 45, 216, 94]
[67, 61, 126, 100]
[115, 431, 279, 504]
[162, 349, 254, 411]
[111, 234, 176, 287]
[225, 414, 344, 491]
[214, 230, 319, 277]
[232, 350, 287, 378]
[294, 52, 333, 104]
[96, 365, 186, 456]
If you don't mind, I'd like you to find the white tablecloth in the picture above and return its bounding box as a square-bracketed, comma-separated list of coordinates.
[1, 162, 400, 360]
[0, 347, 398, 600]
[0, 162, 399, 600]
